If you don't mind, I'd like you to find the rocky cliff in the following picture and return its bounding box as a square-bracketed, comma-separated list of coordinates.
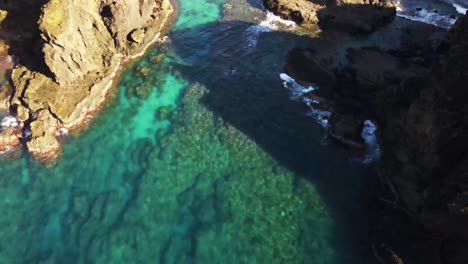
[283, 8, 468, 263]
[0, 0, 173, 159]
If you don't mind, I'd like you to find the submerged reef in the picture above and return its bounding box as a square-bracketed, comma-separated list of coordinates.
[0, 83, 334, 263]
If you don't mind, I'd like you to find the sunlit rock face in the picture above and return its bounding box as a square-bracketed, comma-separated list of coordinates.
[0, 0, 174, 160]
[263, 0, 396, 33]
[0, 55, 13, 82]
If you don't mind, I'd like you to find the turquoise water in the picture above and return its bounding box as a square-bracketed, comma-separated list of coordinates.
[0, 0, 370, 263]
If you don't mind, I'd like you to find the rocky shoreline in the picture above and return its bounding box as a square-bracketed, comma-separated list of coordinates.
[264, 0, 468, 262]
[0, 0, 174, 160]
[263, 0, 396, 33]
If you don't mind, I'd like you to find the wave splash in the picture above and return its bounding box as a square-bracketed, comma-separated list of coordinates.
[397, 8, 457, 28]
[280, 73, 332, 129]
[244, 12, 296, 49]
[361, 120, 382, 164]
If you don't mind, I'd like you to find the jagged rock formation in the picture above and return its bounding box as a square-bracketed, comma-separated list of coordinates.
[284, 11, 468, 263]
[263, 0, 396, 33]
[0, 0, 173, 159]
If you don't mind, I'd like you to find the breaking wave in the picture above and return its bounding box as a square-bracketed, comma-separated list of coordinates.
[280, 73, 332, 129]
[397, 8, 457, 28]
[244, 12, 296, 49]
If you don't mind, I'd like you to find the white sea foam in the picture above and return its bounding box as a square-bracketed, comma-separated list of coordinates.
[23, 128, 32, 139]
[245, 12, 296, 49]
[361, 120, 381, 163]
[452, 2, 468, 14]
[0, 146, 13, 155]
[395, 0, 404, 12]
[56, 128, 69, 136]
[280, 73, 332, 128]
[1, 116, 18, 128]
[259, 12, 296, 30]
[397, 8, 457, 28]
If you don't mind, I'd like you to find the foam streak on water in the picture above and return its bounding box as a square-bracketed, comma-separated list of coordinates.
[244, 12, 296, 49]
[280, 73, 332, 129]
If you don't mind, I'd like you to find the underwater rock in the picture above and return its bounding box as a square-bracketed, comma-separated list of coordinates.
[155, 106, 173, 121]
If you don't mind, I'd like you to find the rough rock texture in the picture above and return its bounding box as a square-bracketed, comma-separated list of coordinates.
[285, 13, 468, 264]
[0, 10, 6, 22]
[0, 0, 173, 159]
[263, 0, 396, 32]
[317, 3, 396, 33]
[263, 0, 323, 26]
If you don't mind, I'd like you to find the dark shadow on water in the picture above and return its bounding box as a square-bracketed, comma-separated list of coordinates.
[169, 20, 372, 263]
[0, 0, 54, 77]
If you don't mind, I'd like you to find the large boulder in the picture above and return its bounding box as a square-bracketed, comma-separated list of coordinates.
[263, 0, 396, 33]
[263, 0, 323, 27]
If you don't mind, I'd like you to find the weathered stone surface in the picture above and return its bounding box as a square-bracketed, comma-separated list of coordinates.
[39, 0, 117, 87]
[0, 10, 9, 56]
[0, 83, 12, 110]
[285, 12, 468, 264]
[0, 9, 6, 24]
[263, 0, 396, 33]
[0, 127, 20, 152]
[263, 0, 322, 26]
[0, 40, 7, 55]
[129, 28, 146, 44]
[317, 3, 396, 33]
[0, 0, 174, 159]
[27, 109, 61, 160]
[100, 0, 172, 54]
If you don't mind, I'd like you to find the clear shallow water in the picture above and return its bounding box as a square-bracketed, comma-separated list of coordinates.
[0, 0, 370, 263]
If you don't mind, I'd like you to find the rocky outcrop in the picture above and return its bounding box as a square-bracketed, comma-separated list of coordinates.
[317, 2, 396, 33]
[263, 0, 396, 33]
[284, 12, 468, 264]
[263, 0, 323, 27]
[0, 0, 173, 159]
